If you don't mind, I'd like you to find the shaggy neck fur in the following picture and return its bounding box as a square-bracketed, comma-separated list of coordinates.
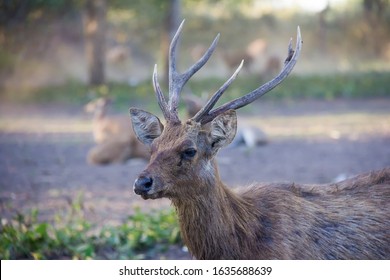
[171, 160, 264, 260]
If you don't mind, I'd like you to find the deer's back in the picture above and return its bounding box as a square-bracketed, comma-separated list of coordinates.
[91, 115, 150, 161]
[242, 168, 390, 259]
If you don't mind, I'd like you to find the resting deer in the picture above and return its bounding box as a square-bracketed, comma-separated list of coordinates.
[84, 97, 133, 144]
[84, 97, 149, 164]
[129, 20, 390, 259]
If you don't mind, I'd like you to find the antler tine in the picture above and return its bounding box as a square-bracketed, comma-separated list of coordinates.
[192, 60, 244, 123]
[168, 19, 220, 123]
[198, 26, 303, 125]
[285, 37, 294, 66]
[168, 19, 185, 109]
[152, 64, 170, 120]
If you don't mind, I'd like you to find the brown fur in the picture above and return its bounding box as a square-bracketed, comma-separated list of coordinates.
[87, 138, 149, 165]
[85, 98, 149, 164]
[129, 22, 388, 260]
[176, 168, 390, 259]
[263, 55, 281, 78]
[221, 50, 254, 71]
[131, 116, 390, 260]
[85, 97, 132, 144]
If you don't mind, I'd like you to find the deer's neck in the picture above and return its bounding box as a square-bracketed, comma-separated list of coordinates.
[171, 161, 263, 259]
[94, 107, 106, 120]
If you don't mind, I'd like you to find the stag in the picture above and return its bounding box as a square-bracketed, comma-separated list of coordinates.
[129, 20, 390, 259]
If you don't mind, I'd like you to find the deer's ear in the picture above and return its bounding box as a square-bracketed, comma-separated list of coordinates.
[129, 108, 164, 145]
[209, 110, 237, 154]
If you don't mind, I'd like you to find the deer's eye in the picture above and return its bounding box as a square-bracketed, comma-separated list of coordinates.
[181, 148, 197, 159]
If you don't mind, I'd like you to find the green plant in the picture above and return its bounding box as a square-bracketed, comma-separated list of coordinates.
[95, 207, 181, 259]
[0, 209, 54, 259]
[0, 198, 182, 259]
[3, 72, 389, 106]
[187, 72, 390, 103]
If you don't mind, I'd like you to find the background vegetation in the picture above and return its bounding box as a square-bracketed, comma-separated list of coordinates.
[1, 0, 389, 107]
[1, 193, 181, 259]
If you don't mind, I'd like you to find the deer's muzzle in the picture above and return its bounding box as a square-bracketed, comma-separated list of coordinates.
[134, 176, 153, 194]
[133, 174, 166, 200]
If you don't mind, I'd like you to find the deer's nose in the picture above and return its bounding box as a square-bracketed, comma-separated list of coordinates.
[134, 176, 153, 195]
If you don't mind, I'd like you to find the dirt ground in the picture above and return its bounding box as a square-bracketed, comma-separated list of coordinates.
[0, 98, 389, 258]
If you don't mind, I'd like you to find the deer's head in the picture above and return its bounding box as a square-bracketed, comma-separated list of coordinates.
[130, 20, 302, 200]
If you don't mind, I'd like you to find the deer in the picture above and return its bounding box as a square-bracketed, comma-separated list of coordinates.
[84, 97, 149, 164]
[220, 38, 267, 74]
[263, 55, 281, 78]
[129, 20, 390, 259]
[84, 97, 132, 144]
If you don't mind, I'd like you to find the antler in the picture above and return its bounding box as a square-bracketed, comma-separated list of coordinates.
[152, 21, 302, 125]
[192, 26, 303, 124]
[153, 19, 220, 123]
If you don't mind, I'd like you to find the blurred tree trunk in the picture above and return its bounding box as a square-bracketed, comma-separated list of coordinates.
[362, 0, 389, 54]
[85, 0, 106, 86]
[317, 4, 330, 54]
[161, 0, 181, 85]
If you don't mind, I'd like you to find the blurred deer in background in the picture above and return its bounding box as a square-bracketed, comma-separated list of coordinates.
[84, 97, 149, 164]
[263, 55, 281, 78]
[130, 20, 390, 259]
[221, 50, 254, 72]
[84, 97, 130, 143]
[220, 38, 267, 73]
